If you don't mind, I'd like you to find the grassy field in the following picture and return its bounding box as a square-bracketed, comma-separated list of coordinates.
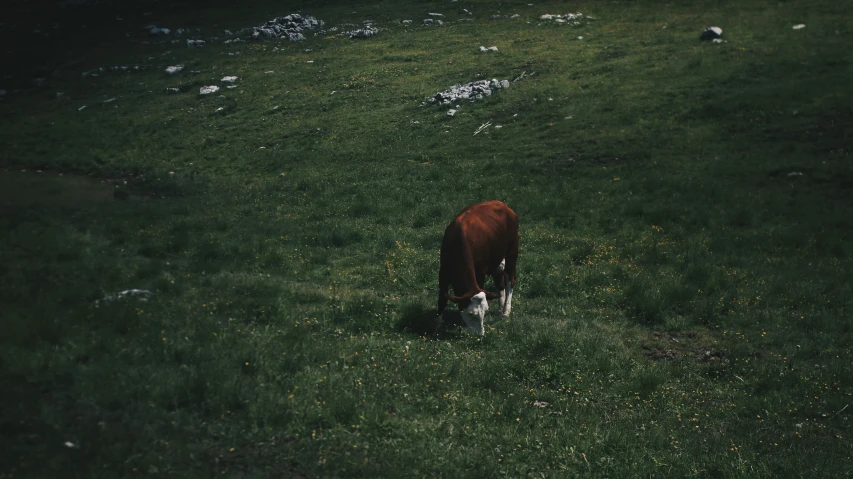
[2, 0, 852, 476]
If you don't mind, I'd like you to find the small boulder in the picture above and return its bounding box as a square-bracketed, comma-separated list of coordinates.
[700, 26, 722, 40]
[199, 85, 220, 95]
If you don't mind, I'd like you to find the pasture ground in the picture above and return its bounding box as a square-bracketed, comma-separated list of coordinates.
[1, 0, 852, 476]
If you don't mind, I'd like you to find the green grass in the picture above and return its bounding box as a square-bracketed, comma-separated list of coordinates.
[2, 0, 852, 477]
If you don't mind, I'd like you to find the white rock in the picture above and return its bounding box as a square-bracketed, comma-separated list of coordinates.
[215, 107, 224, 112]
[187, 39, 205, 47]
[199, 85, 220, 95]
[165, 65, 184, 74]
[221, 76, 238, 83]
[447, 109, 457, 116]
[165, 87, 179, 93]
[428, 13, 443, 17]
[149, 26, 170, 35]
[793, 24, 806, 30]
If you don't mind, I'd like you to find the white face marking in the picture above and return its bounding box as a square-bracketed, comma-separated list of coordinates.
[461, 292, 488, 336]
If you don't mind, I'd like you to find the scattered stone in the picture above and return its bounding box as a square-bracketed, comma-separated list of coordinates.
[165, 87, 180, 93]
[510, 14, 520, 19]
[223, 38, 245, 44]
[539, 12, 590, 26]
[402, 20, 412, 24]
[221, 76, 238, 83]
[165, 65, 184, 74]
[227, 85, 237, 89]
[82, 65, 145, 77]
[423, 18, 434, 25]
[78, 105, 87, 111]
[199, 85, 220, 95]
[175, 28, 190, 36]
[428, 13, 443, 17]
[793, 24, 806, 30]
[479, 45, 499, 52]
[95, 289, 154, 307]
[712, 38, 725, 44]
[103, 97, 116, 103]
[532, 400, 548, 408]
[700, 26, 722, 41]
[347, 24, 378, 38]
[147, 25, 170, 35]
[447, 109, 457, 116]
[243, 14, 323, 41]
[787, 171, 804, 177]
[577, 36, 583, 40]
[490, 15, 503, 20]
[215, 107, 225, 112]
[187, 39, 205, 47]
[463, 9, 472, 15]
[426, 78, 510, 105]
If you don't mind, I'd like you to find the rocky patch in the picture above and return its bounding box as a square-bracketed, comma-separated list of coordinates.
[425, 78, 510, 106]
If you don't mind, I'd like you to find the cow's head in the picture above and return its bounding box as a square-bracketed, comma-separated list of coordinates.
[447, 290, 499, 336]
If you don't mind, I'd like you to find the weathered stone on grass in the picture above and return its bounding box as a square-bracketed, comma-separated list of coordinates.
[165, 65, 184, 74]
[147, 25, 170, 35]
[165, 87, 180, 93]
[82, 65, 145, 77]
[187, 39, 205, 47]
[199, 85, 220, 95]
[426, 78, 510, 106]
[243, 14, 323, 41]
[793, 24, 806, 30]
[479, 45, 499, 52]
[447, 109, 457, 117]
[221, 76, 238, 83]
[347, 24, 378, 39]
[423, 18, 434, 25]
[700, 26, 723, 40]
[539, 12, 590, 25]
[95, 289, 153, 307]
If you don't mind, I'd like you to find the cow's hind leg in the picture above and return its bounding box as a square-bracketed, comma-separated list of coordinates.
[491, 270, 507, 314]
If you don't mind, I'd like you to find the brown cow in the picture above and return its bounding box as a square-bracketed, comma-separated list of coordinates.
[437, 200, 519, 336]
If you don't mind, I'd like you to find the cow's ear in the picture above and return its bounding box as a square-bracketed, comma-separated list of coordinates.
[484, 291, 501, 300]
[447, 292, 473, 303]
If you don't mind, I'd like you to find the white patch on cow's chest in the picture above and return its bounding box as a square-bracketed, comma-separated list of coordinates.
[461, 291, 488, 336]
